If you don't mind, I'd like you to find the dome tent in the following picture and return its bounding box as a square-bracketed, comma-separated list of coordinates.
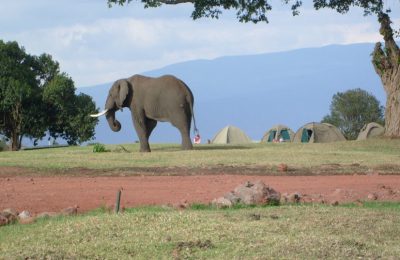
[293, 122, 346, 143]
[212, 125, 252, 144]
[357, 122, 384, 140]
[261, 124, 294, 142]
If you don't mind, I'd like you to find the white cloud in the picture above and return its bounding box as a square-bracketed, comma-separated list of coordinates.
[1, 1, 398, 86]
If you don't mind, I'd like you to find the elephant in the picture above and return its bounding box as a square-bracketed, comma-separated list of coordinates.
[91, 74, 198, 152]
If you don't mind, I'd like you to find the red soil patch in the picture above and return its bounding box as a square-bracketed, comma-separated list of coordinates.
[1, 167, 400, 214]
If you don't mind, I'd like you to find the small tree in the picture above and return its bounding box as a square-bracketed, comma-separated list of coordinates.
[322, 88, 384, 140]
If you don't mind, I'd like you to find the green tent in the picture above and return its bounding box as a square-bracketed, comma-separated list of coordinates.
[261, 124, 294, 142]
[212, 125, 252, 144]
[357, 122, 384, 140]
[293, 122, 346, 143]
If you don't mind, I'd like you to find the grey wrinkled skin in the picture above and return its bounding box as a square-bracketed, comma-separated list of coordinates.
[104, 74, 197, 152]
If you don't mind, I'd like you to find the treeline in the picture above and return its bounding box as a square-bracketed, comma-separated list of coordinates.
[0, 40, 99, 151]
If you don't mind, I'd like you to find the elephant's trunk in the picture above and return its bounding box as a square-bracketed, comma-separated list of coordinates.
[106, 110, 121, 132]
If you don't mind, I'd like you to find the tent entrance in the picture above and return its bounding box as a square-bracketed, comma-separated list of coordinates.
[301, 128, 313, 143]
[268, 130, 277, 142]
[280, 130, 291, 141]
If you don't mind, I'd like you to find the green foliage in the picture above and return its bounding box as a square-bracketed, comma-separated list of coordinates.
[107, 0, 385, 23]
[0, 39, 99, 150]
[92, 143, 108, 153]
[322, 88, 384, 140]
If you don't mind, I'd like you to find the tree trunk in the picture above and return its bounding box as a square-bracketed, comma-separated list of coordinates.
[9, 100, 22, 151]
[372, 13, 400, 137]
[10, 130, 20, 151]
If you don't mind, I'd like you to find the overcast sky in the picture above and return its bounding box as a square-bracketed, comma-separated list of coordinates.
[1, 0, 399, 87]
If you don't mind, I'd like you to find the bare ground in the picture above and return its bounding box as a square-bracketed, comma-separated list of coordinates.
[1, 166, 400, 214]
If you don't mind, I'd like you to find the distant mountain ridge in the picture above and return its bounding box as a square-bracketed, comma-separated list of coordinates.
[79, 43, 385, 145]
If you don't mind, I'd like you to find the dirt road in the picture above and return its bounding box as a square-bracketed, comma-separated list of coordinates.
[1, 168, 400, 214]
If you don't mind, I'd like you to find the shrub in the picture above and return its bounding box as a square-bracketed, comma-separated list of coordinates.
[92, 143, 108, 153]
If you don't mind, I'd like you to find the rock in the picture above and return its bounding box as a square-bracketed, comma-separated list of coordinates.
[61, 206, 78, 216]
[212, 197, 233, 208]
[367, 193, 378, 200]
[292, 193, 302, 203]
[278, 163, 288, 172]
[282, 192, 302, 203]
[233, 180, 280, 205]
[3, 208, 18, 216]
[173, 200, 189, 210]
[0, 214, 8, 226]
[18, 210, 32, 220]
[1, 209, 18, 224]
[223, 192, 240, 204]
[331, 201, 339, 206]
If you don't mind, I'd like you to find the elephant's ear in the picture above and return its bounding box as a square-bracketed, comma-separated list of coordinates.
[117, 80, 129, 108]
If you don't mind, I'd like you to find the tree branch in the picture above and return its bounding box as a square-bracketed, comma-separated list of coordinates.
[378, 12, 400, 68]
[158, 0, 194, 4]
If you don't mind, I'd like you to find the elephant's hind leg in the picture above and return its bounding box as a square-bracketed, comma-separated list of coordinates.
[170, 110, 193, 150]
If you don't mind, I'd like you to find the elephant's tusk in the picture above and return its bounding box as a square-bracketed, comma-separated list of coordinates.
[90, 109, 109, 117]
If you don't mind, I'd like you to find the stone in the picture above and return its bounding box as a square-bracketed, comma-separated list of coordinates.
[0, 214, 8, 226]
[18, 210, 32, 220]
[173, 200, 189, 210]
[233, 180, 280, 205]
[331, 201, 339, 206]
[212, 197, 233, 208]
[1, 210, 18, 224]
[367, 193, 378, 200]
[3, 208, 18, 217]
[278, 163, 288, 172]
[223, 192, 240, 204]
[61, 206, 78, 216]
[281, 192, 302, 204]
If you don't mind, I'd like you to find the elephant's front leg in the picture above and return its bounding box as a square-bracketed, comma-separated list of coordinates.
[131, 111, 151, 152]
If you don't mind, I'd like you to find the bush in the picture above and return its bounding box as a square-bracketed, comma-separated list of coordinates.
[92, 143, 108, 153]
[322, 88, 384, 140]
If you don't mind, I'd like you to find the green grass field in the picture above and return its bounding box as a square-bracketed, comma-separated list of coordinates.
[1, 204, 400, 259]
[0, 139, 399, 174]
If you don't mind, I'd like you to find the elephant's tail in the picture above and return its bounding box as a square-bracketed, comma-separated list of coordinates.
[182, 81, 199, 135]
[191, 104, 199, 136]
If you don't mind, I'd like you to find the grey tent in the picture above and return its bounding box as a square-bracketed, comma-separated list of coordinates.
[261, 124, 294, 142]
[0, 139, 8, 151]
[212, 125, 252, 144]
[357, 122, 384, 140]
[293, 122, 346, 143]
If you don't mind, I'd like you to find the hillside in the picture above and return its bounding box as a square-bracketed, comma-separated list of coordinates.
[79, 43, 385, 145]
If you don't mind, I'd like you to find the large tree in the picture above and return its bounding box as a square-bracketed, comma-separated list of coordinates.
[0, 41, 40, 150]
[0, 40, 99, 150]
[108, 0, 400, 137]
[322, 88, 384, 140]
